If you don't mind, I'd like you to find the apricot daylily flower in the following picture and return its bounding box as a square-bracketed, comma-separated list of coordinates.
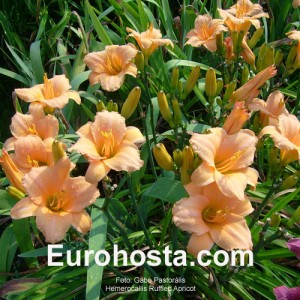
[219, 0, 268, 29]
[126, 24, 174, 58]
[84, 45, 138, 92]
[3, 105, 59, 151]
[223, 101, 250, 134]
[0, 150, 25, 193]
[10, 158, 99, 243]
[172, 182, 253, 254]
[190, 128, 258, 200]
[15, 74, 81, 111]
[220, 13, 252, 36]
[259, 114, 300, 165]
[185, 14, 227, 52]
[230, 65, 277, 105]
[70, 111, 145, 183]
[248, 91, 289, 127]
[287, 30, 300, 66]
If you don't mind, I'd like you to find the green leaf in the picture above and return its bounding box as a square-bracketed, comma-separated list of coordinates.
[165, 59, 219, 73]
[0, 190, 18, 210]
[256, 248, 295, 260]
[30, 40, 44, 84]
[86, 207, 108, 300]
[0, 67, 30, 85]
[142, 177, 188, 203]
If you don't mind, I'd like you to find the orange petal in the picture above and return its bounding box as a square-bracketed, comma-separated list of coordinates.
[66, 91, 81, 104]
[51, 75, 71, 95]
[10, 112, 34, 138]
[71, 210, 92, 234]
[10, 197, 38, 219]
[3, 137, 16, 151]
[15, 85, 44, 103]
[123, 126, 145, 147]
[36, 207, 72, 243]
[209, 216, 252, 250]
[191, 162, 215, 187]
[231, 198, 254, 217]
[187, 233, 214, 257]
[69, 137, 101, 161]
[43, 95, 69, 108]
[62, 177, 99, 212]
[85, 161, 111, 183]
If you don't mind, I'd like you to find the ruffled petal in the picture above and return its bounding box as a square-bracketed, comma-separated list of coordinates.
[190, 162, 215, 187]
[10, 197, 38, 219]
[85, 161, 111, 183]
[71, 210, 92, 234]
[187, 233, 214, 257]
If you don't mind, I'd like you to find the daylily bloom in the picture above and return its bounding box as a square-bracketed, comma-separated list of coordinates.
[259, 114, 300, 165]
[248, 91, 289, 127]
[10, 135, 54, 173]
[185, 14, 227, 52]
[229, 65, 277, 106]
[287, 238, 300, 259]
[10, 158, 99, 243]
[223, 101, 250, 134]
[190, 128, 258, 200]
[220, 13, 252, 36]
[287, 30, 300, 67]
[219, 0, 268, 29]
[70, 111, 145, 183]
[126, 24, 174, 58]
[172, 182, 253, 255]
[15, 74, 81, 111]
[274, 286, 300, 300]
[4, 105, 59, 151]
[84, 45, 138, 92]
[0, 150, 25, 193]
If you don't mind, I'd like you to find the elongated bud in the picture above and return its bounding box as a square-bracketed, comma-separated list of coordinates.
[241, 66, 250, 86]
[112, 102, 118, 112]
[236, 31, 245, 55]
[135, 51, 144, 71]
[182, 66, 200, 98]
[178, 81, 183, 96]
[269, 147, 279, 169]
[270, 212, 281, 227]
[223, 80, 237, 102]
[171, 98, 182, 127]
[253, 113, 261, 133]
[153, 143, 174, 171]
[6, 186, 25, 200]
[171, 67, 179, 90]
[231, 31, 239, 57]
[52, 140, 66, 163]
[158, 91, 173, 125]
[216, 78, 223, 95]
[0, 150, 25, 193]
[286, 45, 299, 74]
[241, 39, 255, 65]
[121, 86, 141, 119]
[248, 27, 264, 49]
[287, 206, 300, 228]
[256, 43, 267, 72]
[181, 146, 194, 184]
[96, 100, 106, 112]
[173, 149, 183, 167]
[192, 155, 202, 170]
[279, 173, 300, 190]
[257, 44, 275, 72]
[205, 68, 217, 97]
[107, 100, 114, 112]
[274, 50, 283, 66]
[216, 32, 225, 55]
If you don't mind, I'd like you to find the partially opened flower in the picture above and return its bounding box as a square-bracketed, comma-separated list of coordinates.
[230, 65, 277, 106]
[248, 91, 289, 126]
[84, 45, 138, 92]
[126, 24, 174, 58]
[274, 286, 300, 300]
[70, 111, 145, 183]
[4, 105, 59, 151]
[219, 0, 268, 29]
[15, 74, 81, 111]
[172, 182, 253, 255]
[10, 158, 99, 243]
[287, 238, 300, 259]
[259, 114, 300, 165]
[223, 101, 250, 134]
[190, 128, 258, 200]
[185, 14, 227, 52]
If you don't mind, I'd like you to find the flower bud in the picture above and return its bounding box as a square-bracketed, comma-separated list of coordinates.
[205, 68, 217, 97]
[216, 78, 223, 95]
[270, 212, 281, 227]
[107, 100, 114, 112]
[0, 150, 25, 193]
[279, 173, 300, 190]
[223, 80, 237, 103]
[287, 207, 300, 228]
[274, 50, 283, 66]
[216, 32, 225, 55]
[257, 44, 274, 72]
[96, 100, 106, 112]
[52, 140, 66, 163]
[6, 186, 25, 200]
[269, 147, 279, 169]
[121, 86, 141, 119]
[241, 39, 255, 65]
[135, 51, 144, 71]
[171, 98, 182, 127]
[182, 66, 200, 98]
[171, 67, 179, 90]
[286, 45, 299, 74]
[173, 149, 183, 167]
[112, 102, 118, 112]
[192, 155, 202, 170]
[181, 146, 194, 184]
[247, 27, 264, 49]
[153, 143, 174, 171]
[158, 91, 173, 126]
[241, 66, 250, 86]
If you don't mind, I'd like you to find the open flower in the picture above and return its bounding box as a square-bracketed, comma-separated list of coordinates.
[248, 91, 289, 127]
[15, 74, 81, 111]
[230, 65, 277, 106]
[259, 114, 300, 165]
[287, 30, 300, 67]
[10, 158, 99, 243]
[172, 182, 253, 255]
[126, 24, 174, 58]
[70, 111, 145, 183]
[219, 0, 268, 29]
[185, 14, 227, 52]
[274, 286, 300, 300]
[4, 105, 59, 151]
[84, 45, 138, 92]
[223, 101, 250, 134]
[190, 128, 258, 200]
